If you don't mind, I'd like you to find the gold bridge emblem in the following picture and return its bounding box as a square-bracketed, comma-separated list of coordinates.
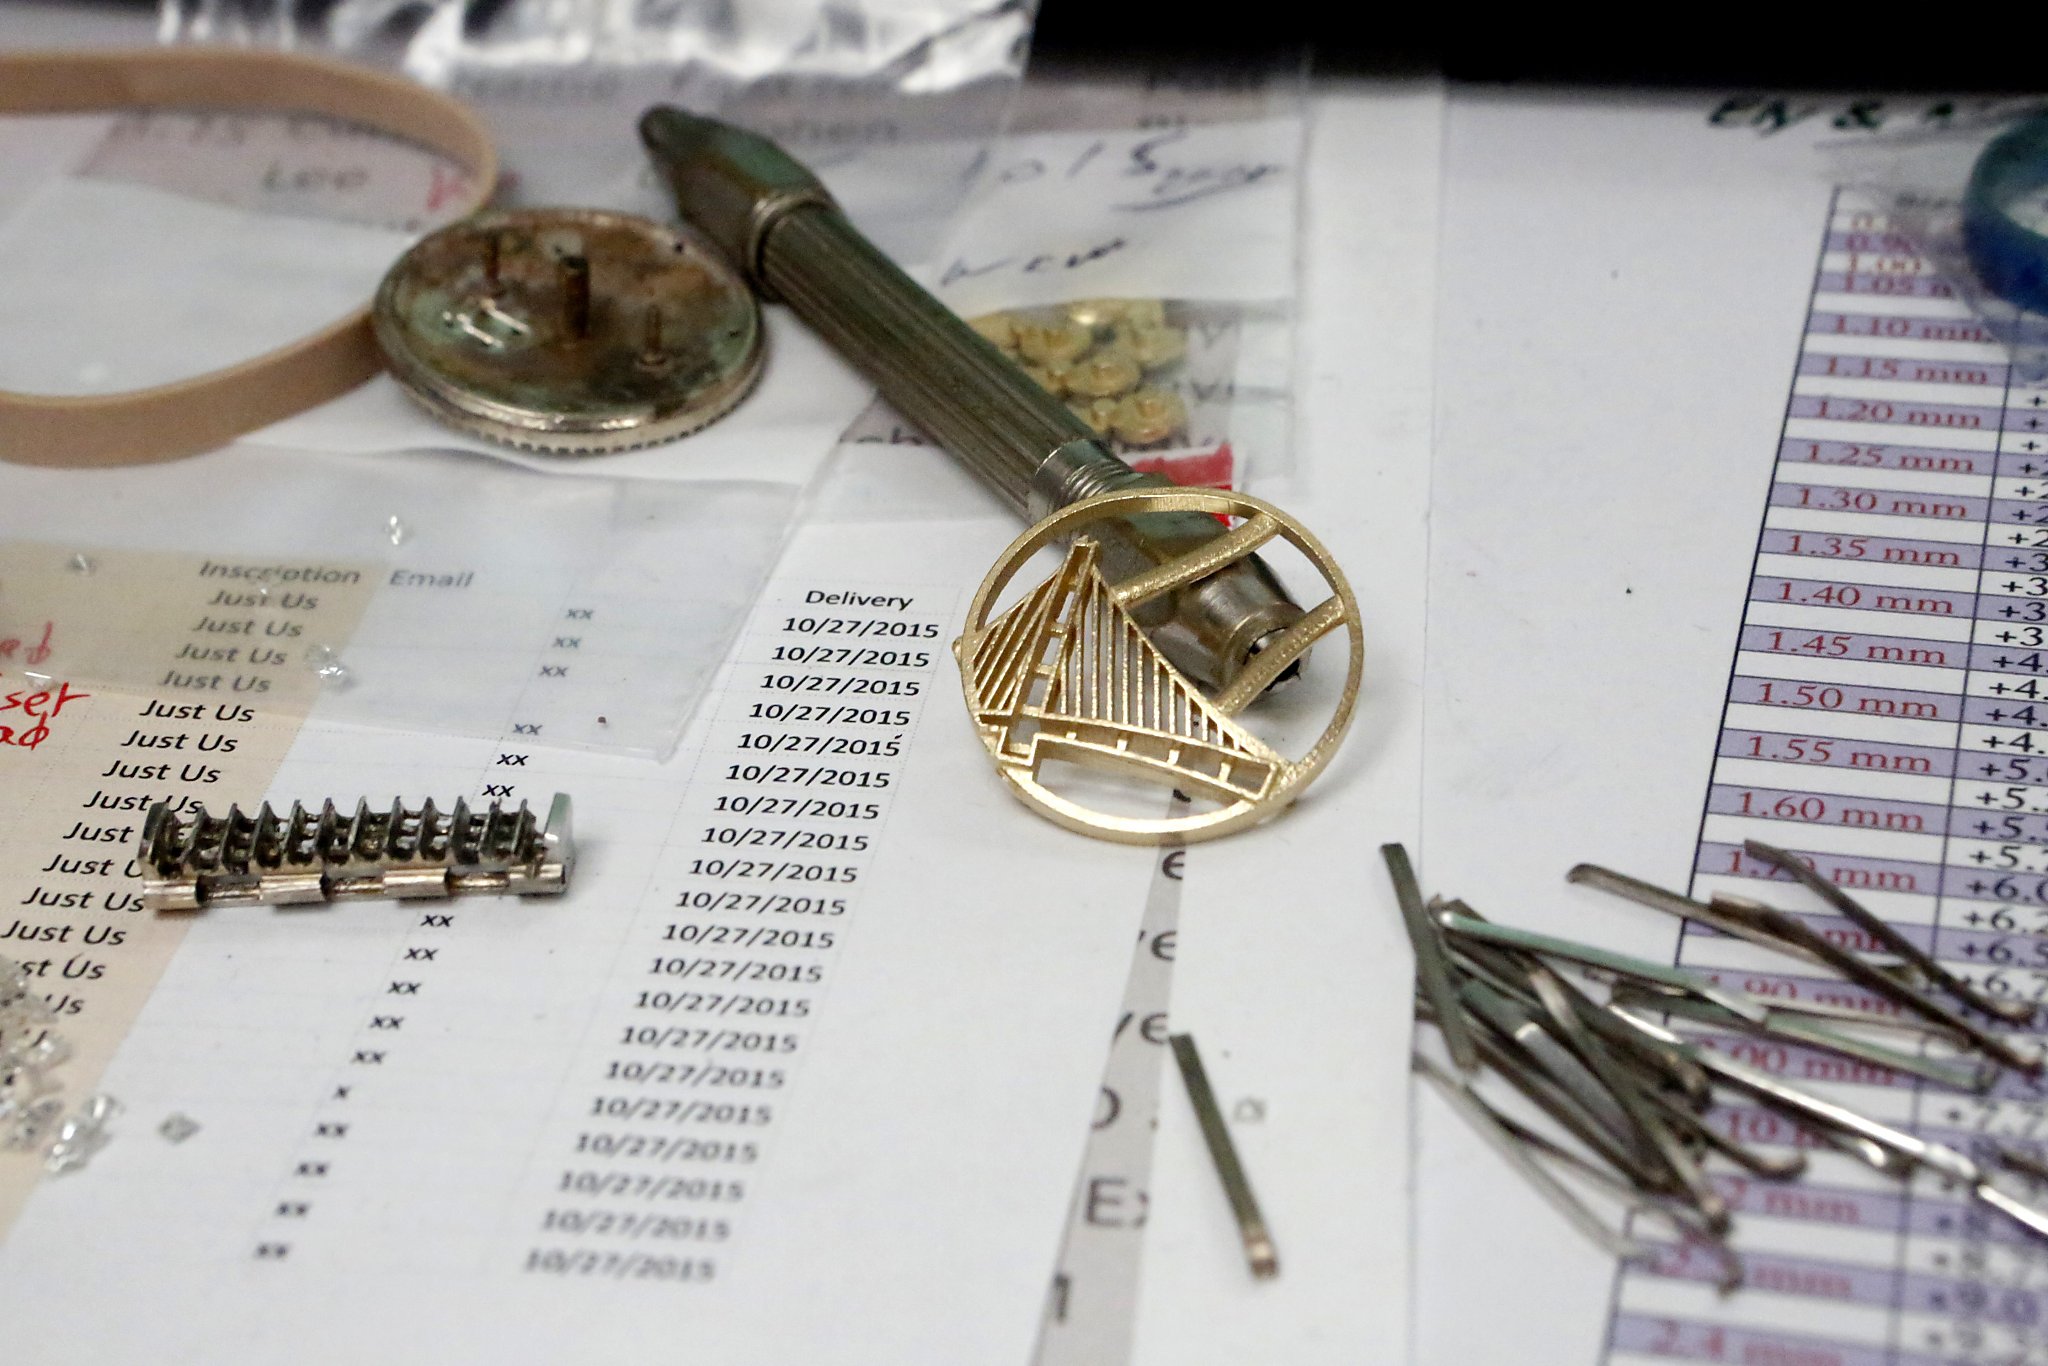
[956, 488, 1362, 844]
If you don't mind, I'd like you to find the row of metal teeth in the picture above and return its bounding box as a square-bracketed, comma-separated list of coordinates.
[142, 797, 552, 875]
[137, 794, 573, 911]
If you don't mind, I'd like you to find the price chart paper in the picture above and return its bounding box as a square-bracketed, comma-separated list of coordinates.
[1606, 198, 2048, 1366]
[1419, 90, 2048, 1366]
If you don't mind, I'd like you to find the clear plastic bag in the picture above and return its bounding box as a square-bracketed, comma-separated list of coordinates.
[1824, 101, 2048, 372]
[158, 0, 1034, 262]
[817, 59, 1309, 521]
[0, 446, 795, 758]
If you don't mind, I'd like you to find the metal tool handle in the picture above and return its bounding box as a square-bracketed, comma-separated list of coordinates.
[763, 211, 1133, 516]
[640, 107, 1306, 691]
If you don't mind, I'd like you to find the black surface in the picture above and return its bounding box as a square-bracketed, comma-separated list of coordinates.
[1031, 7, 2036, 92]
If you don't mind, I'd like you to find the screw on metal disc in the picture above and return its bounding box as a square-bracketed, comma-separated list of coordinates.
[372, 208, 764, 455]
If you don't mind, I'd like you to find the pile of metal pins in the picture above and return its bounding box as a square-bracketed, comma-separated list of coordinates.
[1388, 838, 2048, 1291]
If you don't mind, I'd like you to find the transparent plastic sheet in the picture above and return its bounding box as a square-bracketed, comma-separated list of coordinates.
[0, 110, 468, 400]
[157, 0, 1034, 264]
[0, 99, 863, 483]
[1823, 101, 2048, 373]
[4, 0, 1027, 754]
[0, 446, 795, 758]
[814, 59, 1308, 522]
[0, 104, 867, 485]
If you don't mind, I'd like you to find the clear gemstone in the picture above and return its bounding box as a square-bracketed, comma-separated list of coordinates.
[158, 1112, 201, 1144]
[44, 1095, 116, 1174]
[4, 1095, 63, 1150]
[305, 645, 354, 689]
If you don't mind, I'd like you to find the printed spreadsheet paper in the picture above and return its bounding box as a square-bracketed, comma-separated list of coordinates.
[1417, 90, 2048, 1365]
[0, 515, 1161, 1364]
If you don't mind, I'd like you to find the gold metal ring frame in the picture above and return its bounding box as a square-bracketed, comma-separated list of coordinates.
[956, 487, 1362, 844]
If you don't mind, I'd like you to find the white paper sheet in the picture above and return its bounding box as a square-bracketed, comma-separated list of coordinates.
[1414, 88, 1951, 1365]
[1125, 78, 1441, 1366]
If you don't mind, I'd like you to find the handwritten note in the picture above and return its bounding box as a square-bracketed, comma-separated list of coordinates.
[79, 110, 473, 235]
[0, 679, 87, 750]
[934, 118, 1302, 316]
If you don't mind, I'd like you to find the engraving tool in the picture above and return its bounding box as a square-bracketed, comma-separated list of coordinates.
[639, 108, 1309, 697]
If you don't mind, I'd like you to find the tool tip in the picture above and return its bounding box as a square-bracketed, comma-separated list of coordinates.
[1245, 1234, 1280, 1279]
[637, 104, 707, 151]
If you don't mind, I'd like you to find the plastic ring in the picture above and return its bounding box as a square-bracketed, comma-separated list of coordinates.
[1963, 112, 2048, 315]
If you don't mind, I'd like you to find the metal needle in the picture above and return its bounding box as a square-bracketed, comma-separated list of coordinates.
[1413, 1054, 1652, 1261]
[1607, 1006, 1984, 1187]
[1611, 986, 1996, 1093]
[1710, 893, 2042, 1074]
[1566, 862, 1857, 971]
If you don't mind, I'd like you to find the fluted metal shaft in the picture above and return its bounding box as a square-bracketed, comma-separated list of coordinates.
[639, 107, 1305, 692]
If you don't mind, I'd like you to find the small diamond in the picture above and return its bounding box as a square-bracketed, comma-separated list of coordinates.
[11, 1031, 71, 1072]
[305, 645, 354, 689]
[44, 1094, 117, 1174]
[385, 515, 411, 546]
[158, 1112, 201, 1144]
[66, 552, 94, 575]
[3, 1095, 62, 1151]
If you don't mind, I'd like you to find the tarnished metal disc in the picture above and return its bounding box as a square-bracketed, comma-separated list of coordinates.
[372, 207, 763, 454]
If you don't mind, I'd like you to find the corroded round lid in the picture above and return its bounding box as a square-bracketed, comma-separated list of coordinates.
[372, 207, 763, 455]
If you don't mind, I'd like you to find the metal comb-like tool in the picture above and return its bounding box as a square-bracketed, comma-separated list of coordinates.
[137, 795, 574, 911]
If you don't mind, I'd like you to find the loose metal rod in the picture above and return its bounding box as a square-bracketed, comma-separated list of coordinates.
[1437, 912, 1770, 1025]
[1610, 986, 1996, 1094]
[1475, 1086, 1728, 1244]
[1742, 839, 2036, 1025]
[1418, 994, 1662, 1189]
[1477, 934, 1712, 1105]
[1169, 1034, 1279, 1280]
[1387, 846, 1477, 1071]
[1458, 978, 1639, 1147]
[1606, 1006, 1985, 1187]
[1567, 862, 1868, 973]
[1710, 893, 2042, 1075]
[1413, 1054, 1653, 1261]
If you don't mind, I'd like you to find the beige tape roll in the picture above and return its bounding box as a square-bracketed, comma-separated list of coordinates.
[0, 47, 498, 468]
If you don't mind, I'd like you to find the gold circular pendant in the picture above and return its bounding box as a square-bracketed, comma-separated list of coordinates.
[955, 488, 1362, 844]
